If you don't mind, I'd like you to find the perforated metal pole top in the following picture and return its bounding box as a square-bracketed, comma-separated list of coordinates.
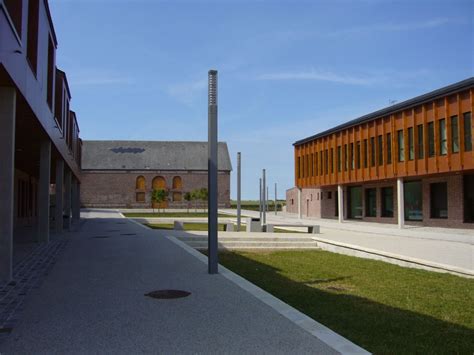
[208, 70, 218, 274]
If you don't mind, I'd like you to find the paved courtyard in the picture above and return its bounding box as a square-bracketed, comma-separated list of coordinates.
[0, 210, 366, 354]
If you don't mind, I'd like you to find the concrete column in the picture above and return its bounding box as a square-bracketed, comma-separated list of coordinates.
[297, 188, 302, 219]
[338, 185, 344, 223]
[397, 177, 404, 229]
[64, 169, 72, 230]
[72, 179, 80, 223]
[0, 87, 16, 282]
[37, 140, 51, 243]
[55, 159, 64, 233]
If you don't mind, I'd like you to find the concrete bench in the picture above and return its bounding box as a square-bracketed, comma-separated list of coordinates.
[174, 221, 184, 230]
[246, 217, 262, 232]
[266, 224, 320, 234]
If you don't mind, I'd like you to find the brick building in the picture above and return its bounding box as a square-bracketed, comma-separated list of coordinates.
[81, 141, 232, 208]
[1, 0, 82, 281]
[287, 78, 474, 228]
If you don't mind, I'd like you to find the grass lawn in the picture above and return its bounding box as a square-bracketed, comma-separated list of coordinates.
[123, 212, 228, 218]
[217, 250, 474, 354]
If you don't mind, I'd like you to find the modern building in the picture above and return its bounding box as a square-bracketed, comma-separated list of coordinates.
[287, 78, 474, 228]
[0, 0, 82, 282]
[80, 141, 232, 208]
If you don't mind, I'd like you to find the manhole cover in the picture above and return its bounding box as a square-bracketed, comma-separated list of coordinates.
[145, 290, 191, 299]
[91, 236, 110, 239]
[121, 233, 136, 236]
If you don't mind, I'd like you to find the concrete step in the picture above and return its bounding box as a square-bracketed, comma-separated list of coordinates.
[175, 236, 315, 243]
[183, 241, 320, 249]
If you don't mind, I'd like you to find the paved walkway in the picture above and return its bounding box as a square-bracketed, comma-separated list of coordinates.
[220, 209, 473, 274]
[0, 210, 365, 354]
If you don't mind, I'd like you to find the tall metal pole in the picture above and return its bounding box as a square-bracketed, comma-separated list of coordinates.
[208, 70, 218, 274]
[262, 169, 266, 225]
[237, 152, 241, 231]
[274, 183, 277, 215]
[259, 178, 262, 222]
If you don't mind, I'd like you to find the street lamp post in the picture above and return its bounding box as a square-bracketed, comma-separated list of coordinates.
[208, 70, 218, 274]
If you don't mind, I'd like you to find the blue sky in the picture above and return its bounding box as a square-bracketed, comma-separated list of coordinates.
[49, 0, 473, 200]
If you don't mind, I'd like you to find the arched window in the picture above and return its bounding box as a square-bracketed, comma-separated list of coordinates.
[136, 176, 146, 190]
[172, 176, 182, 202]
[152, 176, 166, 190]
[135, 176, 146, 202]
[172, 176, 182, 190]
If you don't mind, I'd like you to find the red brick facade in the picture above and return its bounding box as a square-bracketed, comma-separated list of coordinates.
[81, 170, 231, 208]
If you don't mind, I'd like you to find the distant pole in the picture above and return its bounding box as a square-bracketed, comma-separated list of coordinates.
[262, 169, 266, 225]
[208, 69, 218, 274]
[237, 152, 241, 231]
[274, 183, 277, 215]
[259, 178, 262, 222]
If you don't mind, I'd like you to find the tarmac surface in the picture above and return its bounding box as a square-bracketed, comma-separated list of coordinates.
[0, 209, 359, 354]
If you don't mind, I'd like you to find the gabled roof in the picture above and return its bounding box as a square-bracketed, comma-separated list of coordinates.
[82, 141, 232, 171]
[294, 77, 474, 146]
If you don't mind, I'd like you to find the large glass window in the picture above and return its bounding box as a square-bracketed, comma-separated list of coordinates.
[463, 112, 472, 152]
[439, 119, 447, 155]
[430, 182, 448, 219]
[348, 186, 363, 219]
[451, 116, 459, 153]
[408, 127, 414, 160]
[381, 187, 394, 217]
[417, 124, 424, 159]
[398, 130, 405, 162]
[4, 0, 23, 36]
[386, 133, 392, 164]
[428, 122, 435, 157]
[370, 137, 375, 167]
[27, 0, 39, 75]
[404, 181, 423, 221]
[365, 188, 376, 217]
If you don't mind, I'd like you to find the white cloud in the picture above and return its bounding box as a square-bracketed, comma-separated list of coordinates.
[166, 79, 208, 105]
[67, 69, 134, 87]
[256, 69, 380, 85]
[327, 17, 463, 37]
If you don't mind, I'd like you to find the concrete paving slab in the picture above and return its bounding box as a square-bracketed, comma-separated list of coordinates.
[0, 209, 366, 354]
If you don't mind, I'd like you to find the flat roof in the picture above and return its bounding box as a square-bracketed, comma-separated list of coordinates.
[294, 77, 474, 146]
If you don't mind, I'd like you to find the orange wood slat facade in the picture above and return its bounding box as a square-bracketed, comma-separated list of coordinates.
[295, 86, 474, 188]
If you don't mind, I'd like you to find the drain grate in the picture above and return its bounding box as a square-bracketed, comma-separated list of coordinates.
[145, 290, 191, 299]
[0, 328, 12, 334]
[91, 236, 110, 239]
[121, 233, 136, 236]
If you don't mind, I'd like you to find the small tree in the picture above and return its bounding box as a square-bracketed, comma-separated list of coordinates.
[199, 188, 208, 212]
[151, 188, 167, 213]
[191, 190, 199, 212]
[184, 192, 192, 213]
